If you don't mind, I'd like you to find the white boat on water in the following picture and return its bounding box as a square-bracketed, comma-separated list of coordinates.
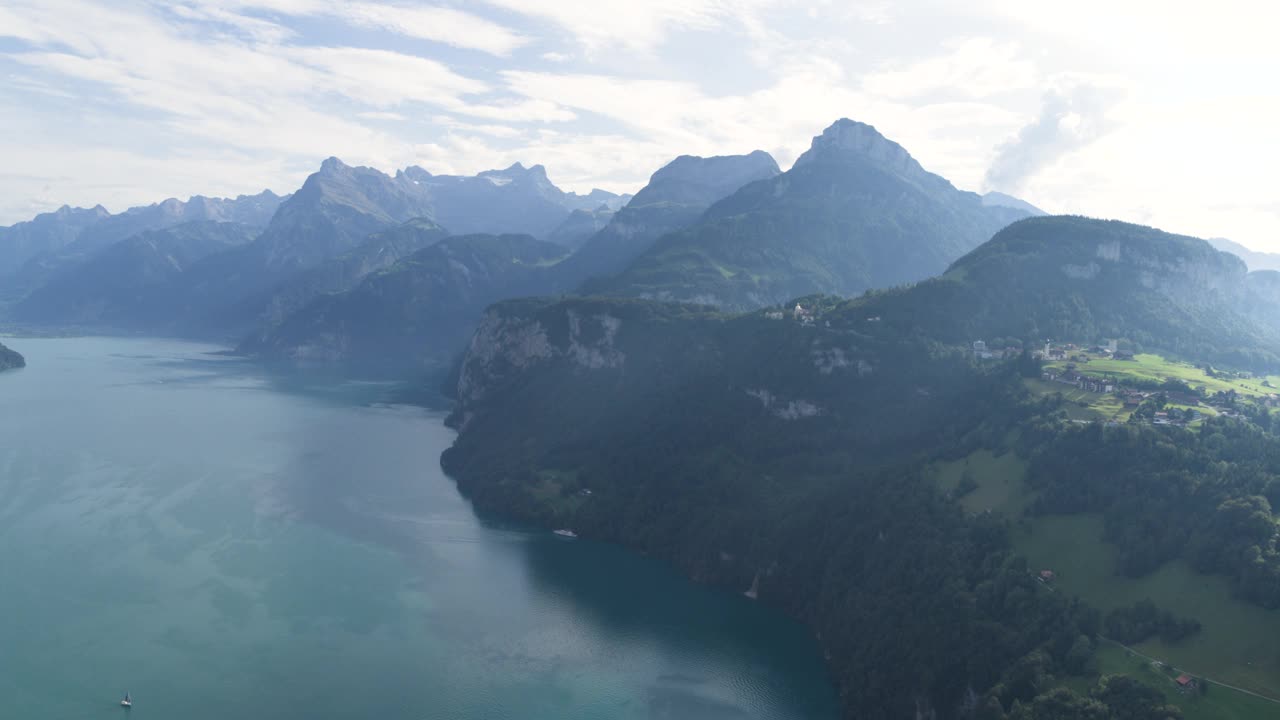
[120, 692, 132, 708]
[553, 529, 577, 538]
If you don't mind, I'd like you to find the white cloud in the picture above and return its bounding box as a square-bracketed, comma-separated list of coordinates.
[321, 2, 528, 56]
[207, 0, 527, 55]
[1, 0, 1279, 254]
[484, 0, 777, 51]
[862, 38, 1038, 100]
[984, 76, 1127, 193]
[283, 46, 488, 106]
[357, 111, 407, 121]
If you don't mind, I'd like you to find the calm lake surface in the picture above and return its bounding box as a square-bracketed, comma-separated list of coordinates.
[0, 336, 838, 720]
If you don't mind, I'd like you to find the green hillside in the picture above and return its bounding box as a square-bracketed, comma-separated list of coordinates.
[834, 216, 1280, 370]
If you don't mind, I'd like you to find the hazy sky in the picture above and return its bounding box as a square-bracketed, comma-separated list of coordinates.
[1, 1, 1277, 249]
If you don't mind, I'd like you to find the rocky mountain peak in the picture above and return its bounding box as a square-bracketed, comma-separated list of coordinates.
[319, 156, 349, 174]
[793, 119, 926, 176]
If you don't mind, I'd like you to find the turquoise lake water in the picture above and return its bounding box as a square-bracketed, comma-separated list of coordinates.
[0, 336, 838, 719]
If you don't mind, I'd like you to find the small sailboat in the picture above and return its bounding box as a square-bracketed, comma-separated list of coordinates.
[120, 692, 132, 708]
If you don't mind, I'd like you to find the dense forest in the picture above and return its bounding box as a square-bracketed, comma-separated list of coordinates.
[437, 253, 1280, 717]
[439, 292, 1242, 718]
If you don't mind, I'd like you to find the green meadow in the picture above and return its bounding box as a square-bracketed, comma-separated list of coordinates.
[1046, 353, 1280, 399]
[931, 449, 1033, 515]
[1085, 642, 1280, 720]
[935, 446, 1280, 716]
[1015, 514, 1280, 702]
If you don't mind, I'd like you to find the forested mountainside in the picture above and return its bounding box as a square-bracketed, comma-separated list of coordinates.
[0, 341, 23, 371]
[243, 233, 568, 375]
[837, 216, 1280, 370]
[592, 120, 1029, 309]
[438, 295, 1194, 719]
[440, 216, 1280, 718]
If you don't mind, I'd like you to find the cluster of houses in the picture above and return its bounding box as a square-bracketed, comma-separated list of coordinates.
[1042, 368, 1116, 394]
[1037, 340, 1135, 362]
[765, 303, 819, 325]
[972, 340, 1022, 361]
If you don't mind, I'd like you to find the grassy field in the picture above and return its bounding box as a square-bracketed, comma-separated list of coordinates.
[1084, 642, 1280, 720]
[1015, 514, 1280, 702]
[1046, 353, 1280, 400]
[930, 449, 1033, 515]
[1023, 378, 1128, 421]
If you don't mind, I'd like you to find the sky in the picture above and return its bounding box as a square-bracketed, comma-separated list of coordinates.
[1, 0, 1278, 250]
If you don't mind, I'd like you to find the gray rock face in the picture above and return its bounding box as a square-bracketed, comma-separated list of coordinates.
[398, 162, 629, 240]
[792, 118, 945, 193]
[0, 205, 110, 277]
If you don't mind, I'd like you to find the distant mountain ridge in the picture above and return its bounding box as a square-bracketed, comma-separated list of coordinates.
[12, 221, 259, 328]
[92, 157, 618, 337]
[558, 150, 782, 287]
[401, 162, 629, 241]
[0, 190, 284, 295]
[1209, 237, 1280, 273]
[982, 191, 1046, 216]
[593, 119, 1031, 309]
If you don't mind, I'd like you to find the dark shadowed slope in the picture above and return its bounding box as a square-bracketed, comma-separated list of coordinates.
[244, 233, 568, 375]
[556, 151, 781, 287]
[237, 217, 451, 335]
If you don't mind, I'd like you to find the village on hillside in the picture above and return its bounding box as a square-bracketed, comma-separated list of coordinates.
[1011, 340, 1280, 426]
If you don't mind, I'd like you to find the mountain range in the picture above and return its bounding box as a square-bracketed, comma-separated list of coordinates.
[247, 149, 783, 370]
[0, 190, 284, 298]
[6, 116, 1280, 720]
[589, 120, 1031, 308]
[1209, 236, 1280, 273]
